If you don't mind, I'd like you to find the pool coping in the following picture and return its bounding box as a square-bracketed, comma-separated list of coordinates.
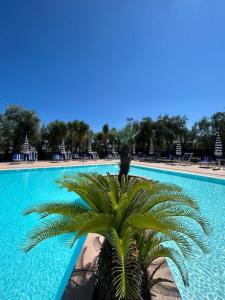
[131, 163, 225, 182]
[0, 159, 225, 181]
[1, 162, 225, 185]
[0, 162, 118, 173]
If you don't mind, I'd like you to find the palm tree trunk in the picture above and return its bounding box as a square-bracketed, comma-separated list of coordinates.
[93, 240, 144, 300]
[93, 240, 117, 300]
[118, 144, 131, 184]
[140, 268, 151, 300]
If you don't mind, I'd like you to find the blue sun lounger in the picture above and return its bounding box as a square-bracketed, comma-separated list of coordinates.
[29, 152, 38, 161]
[199, 156, 215, 168]
[64, 152, 72, 161]
[52, 154, 64, 162]
[12, 153, 24, 163]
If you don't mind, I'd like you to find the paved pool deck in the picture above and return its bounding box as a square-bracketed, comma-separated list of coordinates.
[133, 160, 225, 179]
[0, 159, 118, 170]
[0, 159, 225, 180]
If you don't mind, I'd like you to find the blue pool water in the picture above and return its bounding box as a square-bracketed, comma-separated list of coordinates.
[130, 165, 225, 300]
[0, 164, 225, 299]
[0, 164, 118, 300]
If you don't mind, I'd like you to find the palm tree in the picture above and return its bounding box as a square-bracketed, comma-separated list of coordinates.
[23, 174, 210, 300]
[117, 122, 139, 183]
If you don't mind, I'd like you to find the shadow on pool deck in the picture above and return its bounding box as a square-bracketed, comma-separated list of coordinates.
[62, 234, 181, 300]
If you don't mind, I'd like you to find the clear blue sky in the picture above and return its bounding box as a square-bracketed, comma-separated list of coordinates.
[0, 0, 225, 131]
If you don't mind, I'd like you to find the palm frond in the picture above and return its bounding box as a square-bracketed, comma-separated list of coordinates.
[76, 213, 113, 238]
[126, 212, 208, 255]
[145, 231, 193, 258]
[155, 206, 211, 235]
[23, 201, 90, 218]
[142, 192, 199, 213]
[58, 174, 112, 213]
[147, 245, 189, 287]
[22, 217, 79, 253]
[164, 220, 209, 254]
[111, 229, 141, 300]
[125, 212, 170, 234]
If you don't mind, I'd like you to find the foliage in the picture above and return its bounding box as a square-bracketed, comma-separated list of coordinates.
[135, 118, 154, 152]
[154, 115, 188, 152]
[117, 121, 139, 145]
[0, 105, 40, 155]
[94, 124, 118, 154]
[46, 120, 68, 151]
[0, 103, 225, 158]
[118, 143, 131, 183]
[23, 174, 210, 300]
[67, 120, 90, 152]
[117, 121, 139, 182]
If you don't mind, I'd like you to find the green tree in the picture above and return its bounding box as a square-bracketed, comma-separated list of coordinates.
[66, 120, 89, 153]
[47, 120, 68, 151]
[192, 117, 213, 154]
[94, 125, 118, 154]
[0, 105, 40, 156]
[94, 132, 104, 153]
[67, 120, 80, 153]
[210, 112, 225, 150]
[23, 174, 209, 300]
[77, 121, 90, 152]
[102, 123, 110, 151]
[117, 121, 139, 182]
[154, 115, 187, 152]
[136, 117, 153, 152]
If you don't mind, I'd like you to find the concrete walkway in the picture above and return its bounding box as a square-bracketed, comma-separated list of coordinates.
[133, 160, 225, 180]
[0, 159, 225, 180]
[0, 159, 119, 170]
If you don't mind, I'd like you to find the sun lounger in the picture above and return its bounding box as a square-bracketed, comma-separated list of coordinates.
[73, 153, 81, 159]
[152, 152, 161, 162]
[199, 156, 215, 168]
[12, 153, 24, 163]
[139, 155, 151, 162]
[82, 153, 90, 160]
[106, 153, 114, 160]
[131, 154, 139, 160]
[113, 152, 120, 159]
[180, 153, 193, 165]
[64, 152, 72, 161]
[174, 153, 193, 166]
[164, 154, 175, 164]
[89, 151, 99, 159]
[29, 152, 38, 162]
[52, 154, 64, 162]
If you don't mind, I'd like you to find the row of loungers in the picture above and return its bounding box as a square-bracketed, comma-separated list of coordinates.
[198, 156, 223, 168]
[139, 153, 193, 165]
[12, 152, 38, 163]
[11, 151, 119, 163]
[52, 151, 120, 161]
[11, 152, 224, 169]
[106, 152, 120, 160]
[52, 151, 100, 162]
[138, 153, 224, 169]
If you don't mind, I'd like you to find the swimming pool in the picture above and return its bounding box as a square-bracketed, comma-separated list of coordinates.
[130, 165, 225, 300]
[0, 164, 118, 300]
[0, 164, 224, 299]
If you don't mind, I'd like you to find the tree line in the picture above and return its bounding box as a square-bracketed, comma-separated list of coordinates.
[0, 104, 224, 160]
